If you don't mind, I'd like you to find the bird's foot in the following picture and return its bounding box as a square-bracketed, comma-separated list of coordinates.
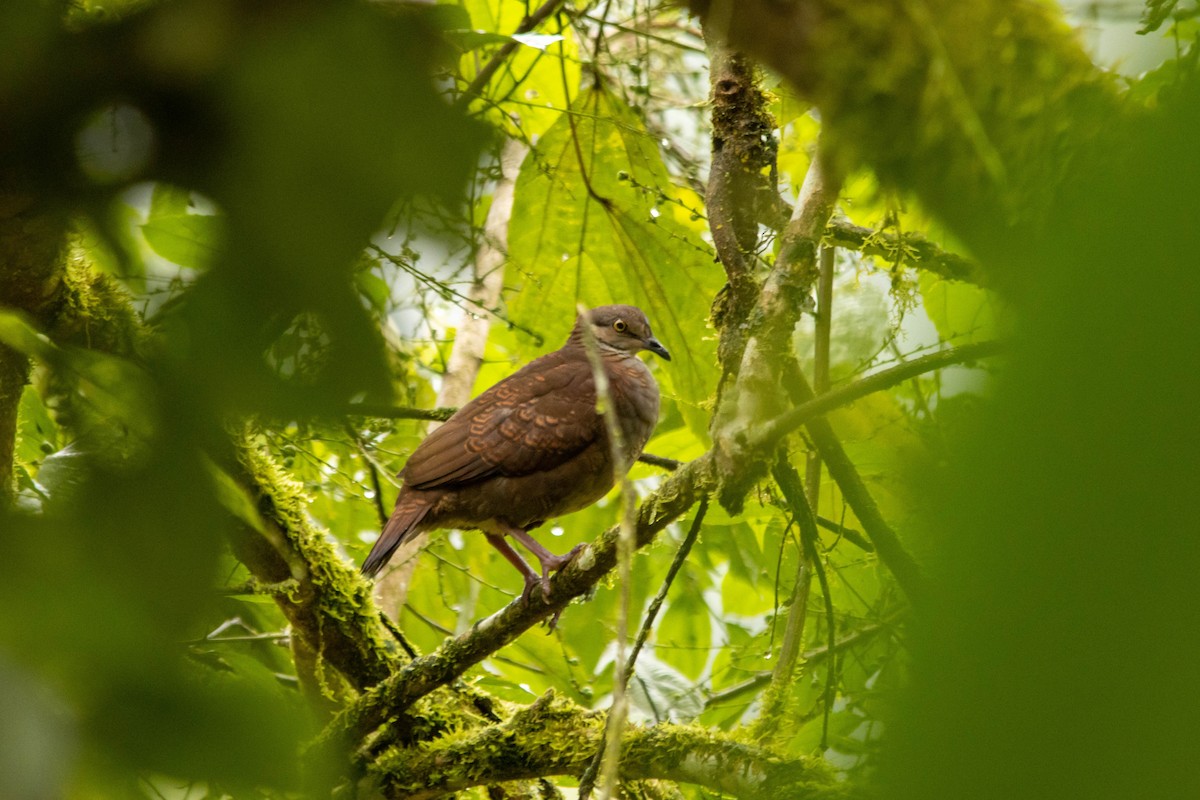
[519, 573, 542, 605]
[539, 543, 585, 574]
[517, 543, 585, 610]
[534, 543, 585, 599]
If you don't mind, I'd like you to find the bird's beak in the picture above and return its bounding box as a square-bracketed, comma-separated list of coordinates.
[644, 336, 671, 361]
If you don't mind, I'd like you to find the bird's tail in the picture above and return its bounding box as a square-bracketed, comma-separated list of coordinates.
[361, 496, 431, 578]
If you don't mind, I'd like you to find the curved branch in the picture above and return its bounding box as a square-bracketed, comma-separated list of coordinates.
[705, 39, 772, 412]
[753, 340, 1003, 450]
[370, 690, 839, 800]
[825, 219, 982, 286]
[712, 147, 841, 512]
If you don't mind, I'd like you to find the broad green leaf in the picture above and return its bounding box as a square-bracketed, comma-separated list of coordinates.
[141, 211, 223, 269]
[919, 272, 999, 342]
[204, 457, 266, 534]
[0, 311, 58, 361]
[508, 86, 722, 438]
[657, 565, 712, 680]
[459, 0, 578, 137]
[15, 385, 58, 468]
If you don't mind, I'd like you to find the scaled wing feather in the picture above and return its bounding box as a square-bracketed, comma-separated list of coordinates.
[402, 353, 599, 490]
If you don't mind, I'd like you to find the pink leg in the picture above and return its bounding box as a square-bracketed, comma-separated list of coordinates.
[484, 533, 541, 602]
[506, 528, 583, 600]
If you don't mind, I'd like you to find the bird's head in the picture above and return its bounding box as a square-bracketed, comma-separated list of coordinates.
[575, 304, 671, 361]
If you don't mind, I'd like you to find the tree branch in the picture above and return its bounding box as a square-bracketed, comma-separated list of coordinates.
[825, 219, 982, 286]
[369, 690, 839, 800]
[225, 435, 400, 692]
[781, 359, 928, 603]
[0, 189, 67, 501]
[712, 146, 841, 512]
[345, 403, 457, 421]
[704, 39, 773, 408]
[752, 340, 1003, 451]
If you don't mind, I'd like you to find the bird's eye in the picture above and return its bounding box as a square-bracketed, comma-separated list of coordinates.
[613, 319, 627, 333]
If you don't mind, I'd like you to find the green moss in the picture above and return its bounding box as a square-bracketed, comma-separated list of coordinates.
[51, 244, 146, 355]
[368, 689, 845, 799]
[233, 432, 397, 689]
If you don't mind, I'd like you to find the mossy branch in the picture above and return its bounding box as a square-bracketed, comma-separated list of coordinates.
[824, 219, 983, 285]
[225, 436, 399, 692]
[369, 690, 844, 800]
[704, 39, 773, 419]
[0, 191, 68, 501]
[711, 147, 841, 513]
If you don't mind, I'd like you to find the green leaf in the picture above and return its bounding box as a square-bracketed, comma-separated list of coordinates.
[204, 457, 266, 534]
[658, 565, 713, 680]
[919, 272, 998, 342]
[141, 211, 223, 269]
[0, 311, 58, 361]
[149, 182, 190, 218]
[459, 0, 579, 137]
[354, 270, 392, 314]
[15, 385, 57, 468]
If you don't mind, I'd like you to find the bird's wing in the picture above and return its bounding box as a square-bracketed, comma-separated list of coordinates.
[401, 352, 599, 490]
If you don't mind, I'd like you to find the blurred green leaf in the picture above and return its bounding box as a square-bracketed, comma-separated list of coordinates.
[0, 311, 59, 361]
[141, 209, 222, 269]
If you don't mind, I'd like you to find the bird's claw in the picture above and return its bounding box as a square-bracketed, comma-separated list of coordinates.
[520, 544, 585, 609]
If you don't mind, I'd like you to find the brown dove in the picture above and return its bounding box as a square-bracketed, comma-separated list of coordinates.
[361, 304, 670, 601]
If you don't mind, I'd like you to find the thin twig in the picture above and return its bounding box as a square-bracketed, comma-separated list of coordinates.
[637, 452, 683, 471]
[773, 457, 837, 747]
[579, 498, 710, 798]
[343, 421, 389, 527]
[369, 244, 544, 344]
[344, 403, 457, 421]
[751, 456, 823, 741]
[805, 244, 835, 503]
[379, 611, 419, 660]
[455, 0, 568, 109]
[703, 615, 899, 708]
[781, 359, 928, 603]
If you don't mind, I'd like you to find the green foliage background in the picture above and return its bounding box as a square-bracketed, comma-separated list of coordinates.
[1, 0, 1198, 798]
